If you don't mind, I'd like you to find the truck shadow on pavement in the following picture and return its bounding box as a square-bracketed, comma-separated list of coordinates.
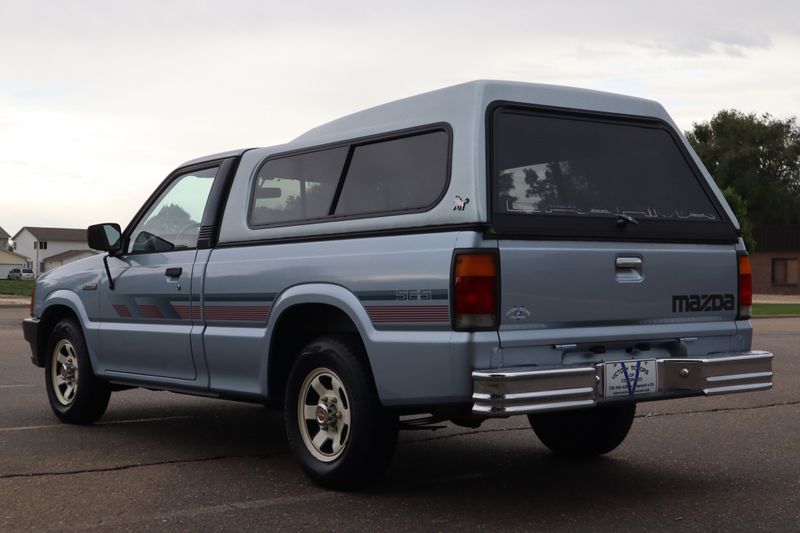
[79, 398, 726, 505]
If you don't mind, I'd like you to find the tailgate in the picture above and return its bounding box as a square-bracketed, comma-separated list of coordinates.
[500, 240, 738, 328]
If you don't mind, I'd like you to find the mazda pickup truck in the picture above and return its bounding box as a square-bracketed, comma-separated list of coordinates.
[23, 80, 773, 489]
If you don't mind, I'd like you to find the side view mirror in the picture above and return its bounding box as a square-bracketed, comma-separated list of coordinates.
[88, 223, 122, 254]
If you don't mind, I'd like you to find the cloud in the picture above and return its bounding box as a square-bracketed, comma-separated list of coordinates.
[640, 30, 772, 58]
[0, 1, 799, 235]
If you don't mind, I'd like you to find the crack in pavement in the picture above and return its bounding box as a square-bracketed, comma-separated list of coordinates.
[0, 415, 197, 433]
[3, 400, 795, 478]
[403, 400, 799, 443]
[0, 454, 271, 480]
[68, 491, 339, 531]
[637, 399, 800, 418]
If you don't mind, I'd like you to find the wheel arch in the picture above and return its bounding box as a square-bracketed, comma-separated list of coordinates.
[265, 284, 377, 405]
[36, 290, 97, 368]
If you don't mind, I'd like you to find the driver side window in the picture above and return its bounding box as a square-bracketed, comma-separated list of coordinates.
[128, 166, 218, 253]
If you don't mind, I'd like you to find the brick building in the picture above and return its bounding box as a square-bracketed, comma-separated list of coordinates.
[751, 225, 800, 295]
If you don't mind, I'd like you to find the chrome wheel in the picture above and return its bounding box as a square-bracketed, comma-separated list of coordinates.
[51, 339, 79, 406]
[297, 367, 351, 462]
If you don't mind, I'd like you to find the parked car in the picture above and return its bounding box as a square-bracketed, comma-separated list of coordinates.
[22, 81, 773, 489]
[7, 268, 34, 280]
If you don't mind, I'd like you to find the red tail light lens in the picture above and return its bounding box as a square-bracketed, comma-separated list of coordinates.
[738, 254, 752, 319]
[29, 283, 35, 317]
[453, 252, 497, 330]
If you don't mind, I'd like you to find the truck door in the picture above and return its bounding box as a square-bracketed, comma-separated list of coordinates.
[98, 164, 220, 380]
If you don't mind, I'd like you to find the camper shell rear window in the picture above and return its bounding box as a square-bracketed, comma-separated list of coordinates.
[488, 103, 737, 243]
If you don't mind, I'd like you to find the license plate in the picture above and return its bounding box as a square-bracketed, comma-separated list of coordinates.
[604, 360, 658, 397]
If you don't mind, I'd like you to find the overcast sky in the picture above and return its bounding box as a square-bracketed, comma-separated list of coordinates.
[1, 1, 798, 239]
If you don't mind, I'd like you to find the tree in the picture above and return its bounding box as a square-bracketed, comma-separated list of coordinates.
[143, 203, 194, 236]
[495, 171, 517, 210]
[686, 111, 800, 232]
[720, 186, 756, 251]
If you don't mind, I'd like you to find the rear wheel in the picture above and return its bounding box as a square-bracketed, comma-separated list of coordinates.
[45, 319, 111, 424]
[285, 335, 398, 490]
[528, 402, 636, 456]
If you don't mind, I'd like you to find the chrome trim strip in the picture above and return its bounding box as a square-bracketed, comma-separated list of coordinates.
[706, 371, 773, 383]
[703, 383, 773, 395]
[473, 387, 596, 402]
[473, 366, 595, 380]
[474, 399, 596, 414]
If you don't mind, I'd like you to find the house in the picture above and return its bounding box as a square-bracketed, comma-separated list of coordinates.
[0, 225, 28, 278]
[11, 227, 92, 277]
[0, 226, 10, 250]
[43, 249, 98, 272]
[751, 225, 800, 295]
[0, 248, 28, 279]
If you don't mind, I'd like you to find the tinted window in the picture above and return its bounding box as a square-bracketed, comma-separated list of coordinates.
[251, 147, 348, 226]
[249, 130, 450, 226]
[493, 110, 719, 222]
[334, 131, 449, 216]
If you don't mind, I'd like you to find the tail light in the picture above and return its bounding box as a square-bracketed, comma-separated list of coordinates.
[737, 254, 752, 319]
[29, 283, 35, 317]
[452, 251, 498, 330]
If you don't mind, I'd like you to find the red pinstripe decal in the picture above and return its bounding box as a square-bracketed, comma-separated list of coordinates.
[204, 305, 270, 322]
[171, 303, 202, 321]
[112, 304, 132, 318]
[366, 305, 450, 323]
[138, 304, 163, 319]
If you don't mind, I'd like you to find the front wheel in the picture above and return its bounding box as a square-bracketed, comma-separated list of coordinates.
[528, 402, 636, 457]
[45, 319, 111, 424]
[284, 335, 398, 490]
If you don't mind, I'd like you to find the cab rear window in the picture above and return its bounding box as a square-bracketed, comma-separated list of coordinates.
[490, 105, 736, 242]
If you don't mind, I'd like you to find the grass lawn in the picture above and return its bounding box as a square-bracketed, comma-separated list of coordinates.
[752, 303, 800, 316]
[0, 279, 35, 297]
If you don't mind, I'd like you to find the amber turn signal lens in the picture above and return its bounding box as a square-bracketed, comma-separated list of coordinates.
[738, 254, 752, 319]
[453, 252, 497, 330]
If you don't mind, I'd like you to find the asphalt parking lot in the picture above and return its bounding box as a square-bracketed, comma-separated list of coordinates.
[1, 306, 798, 532]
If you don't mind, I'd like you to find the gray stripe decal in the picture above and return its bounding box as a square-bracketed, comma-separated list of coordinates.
[203, 293, 277, 302]
[357, 290, 448, 301]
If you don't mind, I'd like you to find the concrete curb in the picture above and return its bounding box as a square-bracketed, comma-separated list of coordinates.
[751, 314, 800, 319]
[0, 297, 29, 309]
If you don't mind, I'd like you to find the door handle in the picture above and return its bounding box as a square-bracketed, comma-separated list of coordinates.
[165, 267, 182, 278]
[616, 257, 642, 269]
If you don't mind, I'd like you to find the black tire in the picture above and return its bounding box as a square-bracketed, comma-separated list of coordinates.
[528, 402, 636, 457]
[284, 335, 398, 490]
[45, 319, 111, 424]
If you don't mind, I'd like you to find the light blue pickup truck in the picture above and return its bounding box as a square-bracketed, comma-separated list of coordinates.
[23, 81, 773, 488]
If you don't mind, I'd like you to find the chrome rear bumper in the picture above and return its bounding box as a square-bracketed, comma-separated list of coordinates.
[472, 351, 773, 417]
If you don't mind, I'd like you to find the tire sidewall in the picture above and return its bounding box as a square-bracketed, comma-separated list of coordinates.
[285, 337, 396, 488]
[44, 319, 109, 423]
[529, 402, 636, 456]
